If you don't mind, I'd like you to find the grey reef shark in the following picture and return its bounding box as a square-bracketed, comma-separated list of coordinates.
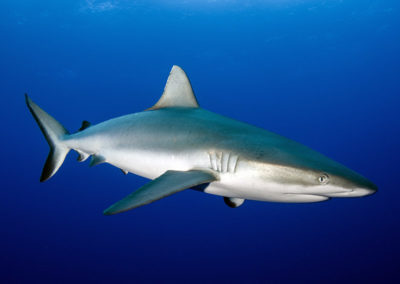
[26, 65, 377, 215]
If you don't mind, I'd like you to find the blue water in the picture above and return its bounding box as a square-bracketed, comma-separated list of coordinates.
[1, 0, 399, 282]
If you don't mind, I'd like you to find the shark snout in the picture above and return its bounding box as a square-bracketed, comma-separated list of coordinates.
[351, 180, 378, 197]
[327, 176, 378, 198]
[349, 172, 378, 196]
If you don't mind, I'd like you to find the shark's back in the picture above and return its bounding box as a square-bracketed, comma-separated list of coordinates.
[77, 106, 318, 166]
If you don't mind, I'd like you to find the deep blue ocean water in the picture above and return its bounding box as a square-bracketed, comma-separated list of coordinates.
[1, 0, 399, 283]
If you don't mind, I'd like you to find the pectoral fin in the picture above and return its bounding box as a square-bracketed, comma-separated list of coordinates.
[103, 169, 217, 215]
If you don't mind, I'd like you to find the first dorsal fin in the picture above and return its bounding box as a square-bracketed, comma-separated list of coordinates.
[148, 65, 199, 110]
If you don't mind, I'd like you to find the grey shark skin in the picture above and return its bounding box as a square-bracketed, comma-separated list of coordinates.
[26, 65, 377, 215]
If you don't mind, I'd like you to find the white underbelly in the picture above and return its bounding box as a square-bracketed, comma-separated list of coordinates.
[104, 149, 209, 180]
[94, 149, 328, 204]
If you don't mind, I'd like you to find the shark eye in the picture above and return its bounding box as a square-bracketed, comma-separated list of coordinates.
[318, 174, 329, 184]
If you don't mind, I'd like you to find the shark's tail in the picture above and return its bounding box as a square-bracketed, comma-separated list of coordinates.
[25, 94, 70, 182]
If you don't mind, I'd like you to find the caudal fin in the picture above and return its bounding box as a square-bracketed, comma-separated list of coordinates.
[25, 94, 70, 182]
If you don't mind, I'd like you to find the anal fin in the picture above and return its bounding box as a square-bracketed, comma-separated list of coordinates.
[90, 154, 106, 167]
[77, 151, 90, 162]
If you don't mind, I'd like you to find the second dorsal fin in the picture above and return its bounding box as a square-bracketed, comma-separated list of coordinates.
[148, 65, 199, 110]
[78, 120, 91, 131]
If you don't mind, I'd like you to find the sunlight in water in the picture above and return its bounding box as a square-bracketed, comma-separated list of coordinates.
[80, 0, 324, 13]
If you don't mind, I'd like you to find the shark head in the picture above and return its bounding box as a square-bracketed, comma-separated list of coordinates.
[287, 166, 378, 198]
[242, 136, 378, 202]
[308, 164, 378, 198]
[254, 148, 378, 200]
[300, 149, 377, 198]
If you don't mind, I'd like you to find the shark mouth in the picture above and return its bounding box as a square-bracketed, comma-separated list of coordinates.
[320, 188, 376, 198]
[282, 187, 376, 203]
[285, 185, 376, 199]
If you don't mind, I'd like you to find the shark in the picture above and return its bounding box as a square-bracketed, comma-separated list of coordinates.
[26, 65, 377, 215]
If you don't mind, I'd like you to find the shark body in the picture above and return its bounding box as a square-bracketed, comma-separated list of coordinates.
[26, 66, 377, 215]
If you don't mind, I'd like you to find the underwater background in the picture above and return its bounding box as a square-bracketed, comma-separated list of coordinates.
[1, 0, 399, 283]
